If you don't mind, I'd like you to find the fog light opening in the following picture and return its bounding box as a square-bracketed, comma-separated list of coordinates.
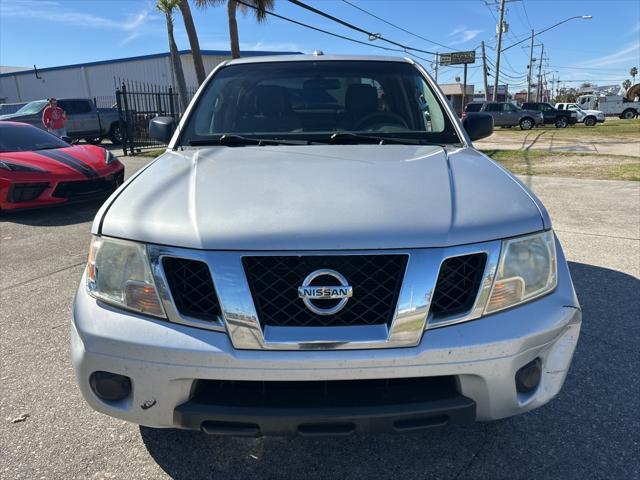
[515, 358, 542, 394]
[89, 371, 132, 402]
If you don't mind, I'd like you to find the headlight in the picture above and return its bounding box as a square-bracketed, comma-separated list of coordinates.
[104, 150, 117, 165]
[87, 236, 165, 317]
[485, 231, 557, 314]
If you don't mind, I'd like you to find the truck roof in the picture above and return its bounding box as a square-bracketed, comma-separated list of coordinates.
[225, 54, 414, 65]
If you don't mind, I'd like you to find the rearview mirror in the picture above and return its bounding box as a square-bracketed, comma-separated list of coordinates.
[149, 116, 176, 144]
[303, 78, 340, 90]
[463, 113, 493, 141]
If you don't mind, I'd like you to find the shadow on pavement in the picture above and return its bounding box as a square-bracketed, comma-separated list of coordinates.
[0, 198, 105, 227]
[140, 261, 639, 480]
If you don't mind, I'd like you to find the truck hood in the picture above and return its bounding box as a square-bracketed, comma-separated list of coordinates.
[99, 145, 545, 250]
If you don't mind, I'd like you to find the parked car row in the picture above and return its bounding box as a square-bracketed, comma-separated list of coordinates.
[464, 100, 605, 129]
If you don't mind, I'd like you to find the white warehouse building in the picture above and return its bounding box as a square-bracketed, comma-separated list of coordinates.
[0, 49, 296, 104]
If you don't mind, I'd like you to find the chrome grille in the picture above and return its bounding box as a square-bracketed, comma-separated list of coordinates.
[430, 253, 487, 319]
[242, 255, 408, 327]
[162, 257, 221, 322]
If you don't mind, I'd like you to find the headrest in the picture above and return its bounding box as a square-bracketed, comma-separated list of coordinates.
[345, 84, 378, 115]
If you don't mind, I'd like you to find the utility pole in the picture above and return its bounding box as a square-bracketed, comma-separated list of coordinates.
[481, 41, 489, 101]
[434, 53, 439, 83]
[462, 63, 468, 116]
[536, 43, 544, 102]
[526, 29, 534, 102]
[492, 0, 506, 101]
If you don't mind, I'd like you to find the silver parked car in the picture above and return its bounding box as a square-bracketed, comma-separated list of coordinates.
[0, 98, 122, 144]
[72, 55, 581, 436]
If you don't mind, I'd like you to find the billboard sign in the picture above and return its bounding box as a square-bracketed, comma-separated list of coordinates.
[439, 51, 476, 66]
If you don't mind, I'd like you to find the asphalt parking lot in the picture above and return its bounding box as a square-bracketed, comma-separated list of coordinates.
[1, 155, 639, 479]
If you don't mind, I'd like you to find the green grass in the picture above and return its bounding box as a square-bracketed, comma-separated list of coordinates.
[481, 149, 640, 181]
[137, 149, 166, 158]
[494, 118, 640, 138]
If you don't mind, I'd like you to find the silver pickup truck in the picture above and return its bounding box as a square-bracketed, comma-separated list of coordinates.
[0, 98, 122, 144]
[72, 54, 581, 437]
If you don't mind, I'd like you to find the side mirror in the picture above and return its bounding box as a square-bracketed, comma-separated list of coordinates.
[149, 116, 176, 144]
[463, 113, 493, 141]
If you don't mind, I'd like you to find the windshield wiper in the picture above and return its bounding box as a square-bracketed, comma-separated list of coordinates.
[188, 134, 309, 147]
[327, 132, 427, 146]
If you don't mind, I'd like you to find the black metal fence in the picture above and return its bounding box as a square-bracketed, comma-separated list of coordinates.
[115, 80, 197, 156]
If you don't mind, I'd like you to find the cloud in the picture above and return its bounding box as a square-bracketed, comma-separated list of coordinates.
[574, 42, 640, 68]
[448, 27, 482, 46]
[2, 0, 159, 34]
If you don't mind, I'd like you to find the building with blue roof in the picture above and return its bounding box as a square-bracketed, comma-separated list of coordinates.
[0, 50, 299, 104]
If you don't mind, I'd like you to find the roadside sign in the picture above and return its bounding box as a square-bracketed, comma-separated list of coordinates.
[439, 51, 476, 66]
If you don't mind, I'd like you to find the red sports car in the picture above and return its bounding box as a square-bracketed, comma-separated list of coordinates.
[0, 122, 124, 211]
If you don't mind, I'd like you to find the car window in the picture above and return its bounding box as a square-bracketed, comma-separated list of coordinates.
[58, 100, 91, 115]
[15, 100, 47, 115]
[465, 103, 483, 112]
[540, 104, 551, 111]
[181, 61, 460, 144]
[567, 104, 578, 111]
[502, 103, 517, 112]
[0, 124, 69, 152]
[484, 103, 501, 112]
[557, 104, 564, 110]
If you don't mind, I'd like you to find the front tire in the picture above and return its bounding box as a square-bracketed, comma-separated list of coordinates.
[109, 124, 123, 145]
[519, 118, 534, 130]
[584, 116, 597, 127]
[555, 117, 568, 128]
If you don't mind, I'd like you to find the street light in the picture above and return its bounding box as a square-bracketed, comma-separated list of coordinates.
[512, 15, 592, 102]
[502, 15, 593, 52]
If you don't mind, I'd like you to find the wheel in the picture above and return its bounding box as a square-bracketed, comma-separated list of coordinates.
[621, 109, 636, 120]
[584, 116, 597, 127]
[109, 124, 123, 145]
[555, 117, 568, 128]
[519, 117, 534, 130]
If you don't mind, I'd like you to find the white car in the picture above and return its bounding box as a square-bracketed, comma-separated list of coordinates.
[555, 102, 605, 127]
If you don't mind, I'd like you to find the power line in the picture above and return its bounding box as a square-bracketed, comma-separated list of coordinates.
[340, 0, 455, 51]
[521, 1, 533, 30]
[287, 0, 439, 56]
[234, 0, 412, 55]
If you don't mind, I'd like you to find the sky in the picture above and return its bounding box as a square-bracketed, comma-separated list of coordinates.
[1, 0, 639, 91]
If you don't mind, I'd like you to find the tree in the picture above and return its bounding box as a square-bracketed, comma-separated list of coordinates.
[157, 0, 189, 111]
[195, 0, 274, 59]
[631, 67, 638, 85]
[179, 0, 207, 85]
[622, 79, 632, 90]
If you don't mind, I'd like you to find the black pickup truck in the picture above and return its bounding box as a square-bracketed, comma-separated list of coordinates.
[521, 102, 577, 128]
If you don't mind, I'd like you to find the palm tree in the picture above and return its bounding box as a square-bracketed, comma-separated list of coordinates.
[179, 1, 207, 85]
[195, 0, 274, 59]
[631, 67, 638, 85]
[157, 0, 189, 111]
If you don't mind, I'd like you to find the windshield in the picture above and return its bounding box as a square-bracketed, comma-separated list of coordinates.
[15, 100, 48, 115]
[180, 61, 460, 145]
[0, 124, 69, 152]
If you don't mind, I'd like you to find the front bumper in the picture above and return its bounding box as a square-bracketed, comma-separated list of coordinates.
[71, 242, 581, 435]
[0, 164, 124, 211]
